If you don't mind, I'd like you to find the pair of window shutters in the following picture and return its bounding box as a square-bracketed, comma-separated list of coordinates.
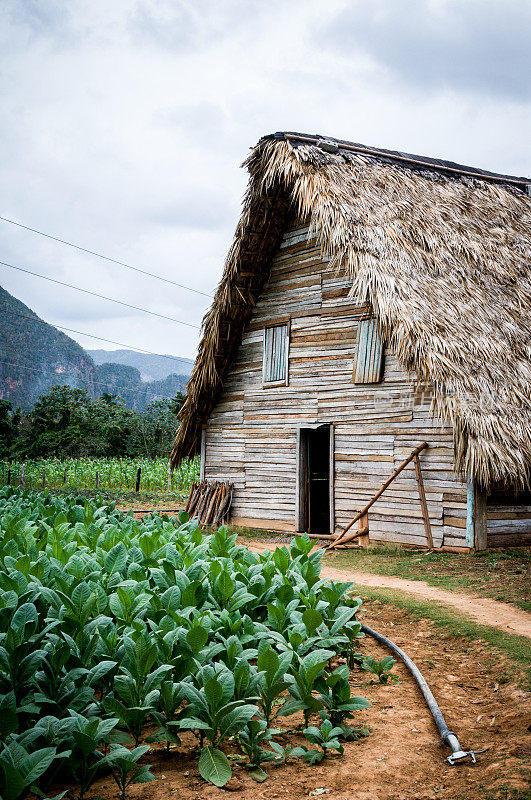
[263, 324, 288, 384]
[262, 318, 382, 385]
[354, 318, 384, 383]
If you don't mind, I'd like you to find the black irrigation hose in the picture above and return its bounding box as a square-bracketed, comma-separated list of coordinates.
[360, 623, 487, 765]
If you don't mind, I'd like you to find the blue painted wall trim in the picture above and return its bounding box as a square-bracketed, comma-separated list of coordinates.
[466, 476, 475, 548]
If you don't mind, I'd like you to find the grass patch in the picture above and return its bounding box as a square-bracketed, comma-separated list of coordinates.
[44, 488, 190, 508]
[228, 524, 288, 540]
[325, 544, 531, 611]
[357, 586, 531, 685]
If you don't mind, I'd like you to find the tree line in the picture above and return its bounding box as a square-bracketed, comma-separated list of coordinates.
[0, 384, 184, 460]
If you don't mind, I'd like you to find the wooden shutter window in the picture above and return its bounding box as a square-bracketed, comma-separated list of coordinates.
[354, 318, 384, 383]
[263, 323, 289, 385]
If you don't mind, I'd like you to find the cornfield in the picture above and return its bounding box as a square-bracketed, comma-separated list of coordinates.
[0, 456, 200, 493]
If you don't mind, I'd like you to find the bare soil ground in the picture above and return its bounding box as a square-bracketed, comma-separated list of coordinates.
[63, 599, 530, 800]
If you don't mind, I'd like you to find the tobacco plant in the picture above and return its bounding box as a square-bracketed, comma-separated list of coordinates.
[103, 745, 155, 800]
[361, 655, 399, 684]
[178, 666, 259, 785]
[303, 719, 345, 761]
[0, 487, 374, 795]
[315, 665, 370, 727]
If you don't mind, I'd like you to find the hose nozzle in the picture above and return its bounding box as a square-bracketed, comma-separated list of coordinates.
[445, 732, 487, 765]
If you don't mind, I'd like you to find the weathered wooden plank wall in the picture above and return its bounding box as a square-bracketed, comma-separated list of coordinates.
[203, 220, 471, 548]
[486, 502, 531, 547]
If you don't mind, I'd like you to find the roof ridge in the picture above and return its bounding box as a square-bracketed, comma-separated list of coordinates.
[262, 131, 531, 188]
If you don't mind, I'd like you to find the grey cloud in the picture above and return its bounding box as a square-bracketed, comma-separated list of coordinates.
[129, 0, 269, 53]
[319, 0, 531, 100]
[157, 103, 231, 147]
[149, 192, 237, 231]
[1, 0, 81, 51]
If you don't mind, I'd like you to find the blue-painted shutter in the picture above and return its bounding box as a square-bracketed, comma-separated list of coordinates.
[263, 324, 288, 383]
[354, 318, 384, 383]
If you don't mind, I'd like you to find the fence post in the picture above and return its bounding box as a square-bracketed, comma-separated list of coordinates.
[135, 467, 141, 493]
[63, 467, 67, 487]
[42, 468, 46, 489]
[20, 463, 25, 488]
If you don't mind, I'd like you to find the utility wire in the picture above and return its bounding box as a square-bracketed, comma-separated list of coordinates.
[0, 359, 186, 403]
[0, 260, 201, 329]
[0, 215, 213, 298]
[0, 308, 194, 368]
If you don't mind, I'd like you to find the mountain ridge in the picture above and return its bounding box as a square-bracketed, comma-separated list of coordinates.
[87, 348, 193, 382]
[0, 285, 96, 409]
[0, 285, 192, 410]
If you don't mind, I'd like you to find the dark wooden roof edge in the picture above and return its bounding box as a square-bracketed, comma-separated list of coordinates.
[261, 131, 530, 188]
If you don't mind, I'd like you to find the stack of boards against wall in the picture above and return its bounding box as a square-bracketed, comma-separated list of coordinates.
[203, 220, 472, 550]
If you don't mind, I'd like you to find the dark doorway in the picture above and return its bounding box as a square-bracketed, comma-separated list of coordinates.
[298, 425, 331, 535]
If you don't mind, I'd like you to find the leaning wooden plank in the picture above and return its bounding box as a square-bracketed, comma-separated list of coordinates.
[329, 441, 429, 549]
[414, 452, 434, 548]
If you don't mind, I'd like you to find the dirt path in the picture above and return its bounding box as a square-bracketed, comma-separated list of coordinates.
[245, 541, 531, 639]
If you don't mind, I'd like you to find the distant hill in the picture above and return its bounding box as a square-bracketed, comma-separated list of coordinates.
[94, 363, 189, 411]
[0, 285, 192, 411]
[87, 349, 194, 382]
[0, 285, 95, 409]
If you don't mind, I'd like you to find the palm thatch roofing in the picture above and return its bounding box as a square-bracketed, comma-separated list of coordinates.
[171, 132, 531, 491]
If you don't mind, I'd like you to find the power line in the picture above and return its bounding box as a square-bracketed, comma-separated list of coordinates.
[0, 215, 213, 299]
[0, 359, 186, 403]
[0, 260, 201, 329]
[0, 308, 194, 368]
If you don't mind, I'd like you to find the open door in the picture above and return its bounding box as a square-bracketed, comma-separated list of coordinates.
[297, 424, 332, 535]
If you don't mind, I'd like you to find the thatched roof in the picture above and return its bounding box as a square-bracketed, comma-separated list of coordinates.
[171, 132, 531, 491]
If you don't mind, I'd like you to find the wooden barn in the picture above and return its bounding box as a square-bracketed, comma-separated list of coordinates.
[171, 132, 531, 551]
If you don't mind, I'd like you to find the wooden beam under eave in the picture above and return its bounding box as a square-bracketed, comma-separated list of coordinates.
[466, 476, 488, 551]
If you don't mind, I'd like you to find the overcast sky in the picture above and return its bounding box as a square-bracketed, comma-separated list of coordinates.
[1, 0, 529, 362]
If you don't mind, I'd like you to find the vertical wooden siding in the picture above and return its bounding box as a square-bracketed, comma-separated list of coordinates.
[203, 220, 470, 548]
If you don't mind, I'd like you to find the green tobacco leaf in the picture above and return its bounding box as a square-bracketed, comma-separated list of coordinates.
[257, 644, 279, 677]
[198, 746, 231, 787]
[0, 762, 25, 800]
[249, 767, 267, 782]
[22, 747, 57, 785]
[11, 602, 38, 634]
[0, 709, 18, 738]
[302, 608, 322, 636]
[273, 547, 289, 574]
[104, 543, 127, 575]
[217, 571, 234, 603]
[186, 625, 208, 652]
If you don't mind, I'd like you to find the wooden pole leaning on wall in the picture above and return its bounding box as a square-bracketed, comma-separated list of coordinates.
[328, 441, 429, 550]
[413, 453, 433, 549]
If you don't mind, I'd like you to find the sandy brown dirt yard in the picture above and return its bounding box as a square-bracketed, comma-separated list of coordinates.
[54, 599, 530, 800]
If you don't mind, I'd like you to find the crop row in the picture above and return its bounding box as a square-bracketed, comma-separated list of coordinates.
[0, 457, 200, 494]
[0, 487, 371, 797]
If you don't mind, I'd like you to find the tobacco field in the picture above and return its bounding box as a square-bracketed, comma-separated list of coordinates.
[0, 487, 371, 797]
[0, 457, 200, 495]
